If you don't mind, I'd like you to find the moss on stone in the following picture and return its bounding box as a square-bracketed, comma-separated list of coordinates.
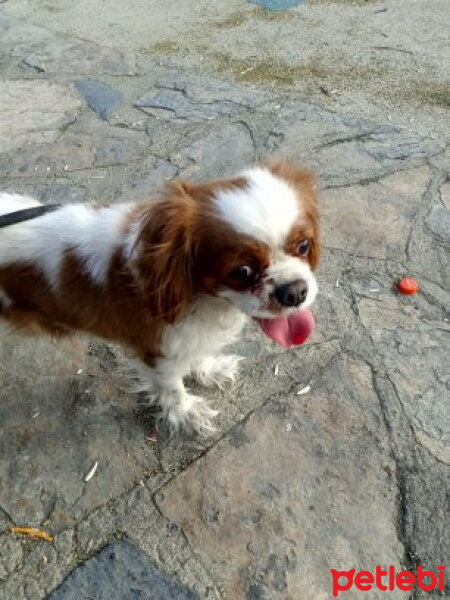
[139, 41, 180, 55]
[385, 83, 450, 108]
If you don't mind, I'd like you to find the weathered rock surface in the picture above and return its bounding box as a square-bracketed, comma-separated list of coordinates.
[0, 337, 161, 528]
[0, 13, 53, 54]
[171, 122, 256, 179]
[0, 81, 81, 154]
[135, 72, 272, 120]
[121, 158, 179, 201]
[264, 106, 444, 186]
[74, 80, 124, 121]
[0, 124, 150, 177]
[22, 39, 136, 76]
[320, 166, 430, 260]
[156, 356, 406, 599]
[47, 540, 199, 600]
[425, 204, 450, 245]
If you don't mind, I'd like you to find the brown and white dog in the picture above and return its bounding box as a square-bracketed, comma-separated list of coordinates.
[0, 161, 320, 433]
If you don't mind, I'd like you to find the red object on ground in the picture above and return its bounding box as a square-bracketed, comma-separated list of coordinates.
[398, 277, 419, 295]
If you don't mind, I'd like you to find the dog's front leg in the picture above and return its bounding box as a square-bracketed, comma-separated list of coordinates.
[193, 354, 243, 390]
[135, 356, 218, 435]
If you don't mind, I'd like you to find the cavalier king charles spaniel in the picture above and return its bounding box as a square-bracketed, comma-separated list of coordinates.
[0, 161, 320, 433]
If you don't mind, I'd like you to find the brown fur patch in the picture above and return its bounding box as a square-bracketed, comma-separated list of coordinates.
[0, 248, 165, 361]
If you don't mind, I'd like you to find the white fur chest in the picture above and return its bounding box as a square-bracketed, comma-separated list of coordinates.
[161, 295, 246, 366]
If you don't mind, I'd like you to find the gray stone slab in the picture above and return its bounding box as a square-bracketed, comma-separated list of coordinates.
[159, 72, 272, 108]
[121, 158, 179, 201]
[0, 13, 53, 52]
[34, 183, 87, 205]
[0, 80, 81, 154]
[156, 355, 406, 599]
[320, 165, 430, 260]
[425, 204, 450, 245]
[22, 39, 136, 76]
[364, 133, 442, 162]
[358, 295, 450, 446]
[0, 337, 159, 527]
[0, 182, 87, 206]
[0, 125, 150, 177]
[1, 486, 218, 599]
[2, 0, 449, 144]
[47, 539, 199, 600]
[440, 182, 450, 211]
[0, 536, 23, 582]
[74, 79, 123, 120]
[135, 72, 272, 121]
[136, 88, 240, 120]
[405, 191, 450, 288]
[171, 122, 256, 180]
[264, 105, 444, 186]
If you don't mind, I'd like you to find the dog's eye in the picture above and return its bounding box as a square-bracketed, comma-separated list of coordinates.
[297, 239, 310, 256]
[230, 265, 254, 282]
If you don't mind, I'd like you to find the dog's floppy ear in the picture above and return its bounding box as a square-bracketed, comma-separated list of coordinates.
[135, 181, 197, 323]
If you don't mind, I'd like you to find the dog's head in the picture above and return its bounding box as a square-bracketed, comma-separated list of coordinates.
[133, 160, 320, 343]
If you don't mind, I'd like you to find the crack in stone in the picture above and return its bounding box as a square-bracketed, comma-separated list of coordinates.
[136, 83, 259, 122]
[321, 159, 436, 190]
[358, 362, 419, 575]
[157, 83, 252, 111]
[404, 164, 446, 261]
[0, 506, 15, 526]
[152, 348, 343, 504]
[236, 119, 257, 154]
[323, 245, 407, 265]
[41, 493, 58, 527]
[21, 59, 45, 73]
[152, 500, 223, 599]
[312, 129, 376, 151]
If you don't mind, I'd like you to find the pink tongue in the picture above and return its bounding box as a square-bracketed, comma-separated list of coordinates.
[258, 310, 315, 349]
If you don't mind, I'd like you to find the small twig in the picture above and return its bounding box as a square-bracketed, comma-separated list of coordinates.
[373, 46, 414, 55]
[9, 526, 54, 543]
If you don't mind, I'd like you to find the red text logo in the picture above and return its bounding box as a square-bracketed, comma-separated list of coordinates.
[331, 565, 445, 597]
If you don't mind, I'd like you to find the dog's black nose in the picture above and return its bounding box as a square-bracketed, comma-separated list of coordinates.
[274, 280, 308, 307]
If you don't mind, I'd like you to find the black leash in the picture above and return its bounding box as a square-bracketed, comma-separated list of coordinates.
[0, 204, 62, 228]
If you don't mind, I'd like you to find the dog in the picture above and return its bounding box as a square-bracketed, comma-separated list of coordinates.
[0, 161, 320, 433]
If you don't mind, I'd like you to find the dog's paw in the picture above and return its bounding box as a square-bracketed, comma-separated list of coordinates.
[194, 354, 243, 390]
[157, 390, 218, 436]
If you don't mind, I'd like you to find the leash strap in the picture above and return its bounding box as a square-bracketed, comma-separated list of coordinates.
[0, 204, 62, 228]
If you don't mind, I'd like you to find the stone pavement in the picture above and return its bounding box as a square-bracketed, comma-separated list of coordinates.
[0, 3, 449, 600]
